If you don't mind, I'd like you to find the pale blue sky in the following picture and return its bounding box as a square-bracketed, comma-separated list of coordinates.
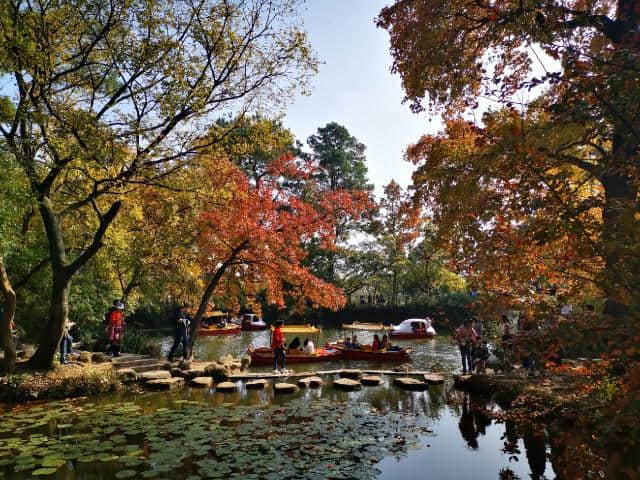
[284, 0, 442, 197]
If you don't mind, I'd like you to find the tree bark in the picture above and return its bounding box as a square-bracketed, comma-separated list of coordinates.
[28, 198, 121, 369]
[600, 160, 639, 317]
[0, 256, 17, 374]
[28, 274, 70, 369]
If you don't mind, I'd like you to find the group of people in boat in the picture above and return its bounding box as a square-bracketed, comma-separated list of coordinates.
[343, 333, 397, 351]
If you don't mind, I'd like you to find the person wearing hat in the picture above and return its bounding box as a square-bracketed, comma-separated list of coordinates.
[106, 301, 125, 357]
[59, 319, 76, 364]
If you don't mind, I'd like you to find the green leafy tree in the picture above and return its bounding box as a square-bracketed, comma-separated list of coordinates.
[373, 181, 421, 306]
[0, 0, 317, 368]
[303, 122, 374, 283]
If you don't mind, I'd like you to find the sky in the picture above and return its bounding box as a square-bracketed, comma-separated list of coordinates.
[283, 0, 443, 197]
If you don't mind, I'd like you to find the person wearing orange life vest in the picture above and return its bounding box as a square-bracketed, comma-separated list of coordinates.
[106, 301, 125, 357]
[272, 320, 287, 373]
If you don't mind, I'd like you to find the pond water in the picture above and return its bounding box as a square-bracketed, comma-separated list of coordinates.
[0, 331, 556, 479]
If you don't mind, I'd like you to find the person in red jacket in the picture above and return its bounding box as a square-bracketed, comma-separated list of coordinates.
[272, 320, 286, 373]
[106, 301, 125, 357]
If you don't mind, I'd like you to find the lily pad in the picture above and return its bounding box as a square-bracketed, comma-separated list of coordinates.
[32, 467, 58, 475]
[115, 469, 138, 479]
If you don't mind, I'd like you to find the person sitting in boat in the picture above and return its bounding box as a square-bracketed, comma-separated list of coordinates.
[215, 317, 227, 328]
[303, 338, 315, 354]
[379, 334, 389, 350]
[372, 334, 381, 350]
[288, 336, 302, 351]
[351, 334, 360, 349]
[343, 336, 352, 348]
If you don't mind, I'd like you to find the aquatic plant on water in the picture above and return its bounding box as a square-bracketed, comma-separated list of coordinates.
[0, 398, 431, 479]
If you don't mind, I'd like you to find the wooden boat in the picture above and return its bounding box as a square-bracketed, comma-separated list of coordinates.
[198, 312, 241, 336]
[334, 344, 411, 362]
[249, 346, 342, 366]
[338, 323, 411, 362]
[198, 324, 241, 336]
[248, 324, 342, 366]
[390, 318, 437, 339]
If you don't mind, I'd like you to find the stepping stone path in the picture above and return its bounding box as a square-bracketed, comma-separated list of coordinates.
[423, 373, 445, 385]
[216, 381, 238, 393]
[146, 378, 184, 390]
[339, 370, 363, 380]
[274, 383, 299, 394]
[298, 376, 323, 388]
[139, 370, 171, 381]
[393, 377, 429, 391]
[246, 379, 269, 389]
[111, 354, 168, 374]
[361, 375, 382, 386]
[190, 377, 213, 388]
[334, 378, 361, 391]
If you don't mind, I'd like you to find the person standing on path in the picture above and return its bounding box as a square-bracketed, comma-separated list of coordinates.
[272, 320, 286, 373]
[455, 319, 479, 374]
[168, 305, 191, 362]
[59, 319, 75, 364]
[106, 302, 125, 357]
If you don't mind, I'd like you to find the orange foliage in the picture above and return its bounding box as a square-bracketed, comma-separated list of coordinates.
[197, 154, 369, 312]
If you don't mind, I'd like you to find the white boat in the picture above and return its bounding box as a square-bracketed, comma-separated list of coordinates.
[390, 318, 437, 339]
[241, 313, 267, 331]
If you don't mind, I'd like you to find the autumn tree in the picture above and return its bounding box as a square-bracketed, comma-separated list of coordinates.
[377, 0, 640, 317]
[0, 0, 317, 368]
[189, 154, 367, 354]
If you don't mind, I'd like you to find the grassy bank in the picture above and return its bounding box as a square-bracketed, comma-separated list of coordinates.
[0, 363, 121, 403]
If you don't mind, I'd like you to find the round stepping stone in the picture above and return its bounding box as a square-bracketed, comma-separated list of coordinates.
[246, 379, 269, 389]
[334, 378, 361, 391]
[146, 378, 184, 390]
[190, 377, 213, 388]
[338, 369, 363, 380]
[215, 381, 238, 393]
[423, 373, 445, 385]
[298, 376, 323, 388]
[361, 375, 382, 386]
[393, 377, 429, 391]
[140, 370, 171, 380]
[274, 383, 299, 394]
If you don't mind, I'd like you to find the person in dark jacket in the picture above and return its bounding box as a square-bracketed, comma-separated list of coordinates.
[168, 305, 191, 361]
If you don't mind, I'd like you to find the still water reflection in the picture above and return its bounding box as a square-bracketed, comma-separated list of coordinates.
[0, 331, 555, 479]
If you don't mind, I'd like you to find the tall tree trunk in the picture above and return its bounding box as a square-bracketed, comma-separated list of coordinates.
[188, 240, 249, 357]
[29, 198, 121, 369]
[28, 273, 70, 369]
[600, 165, 639, 317]
[0, 256, 17, 374]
